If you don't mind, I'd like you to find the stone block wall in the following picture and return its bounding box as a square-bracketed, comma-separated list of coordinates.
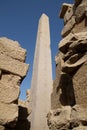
[0, 37, 30, 130]
[47, 0, 87, 130]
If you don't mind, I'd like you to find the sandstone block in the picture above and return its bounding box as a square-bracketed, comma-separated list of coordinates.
[1, 73, 21, 86]
[59, 3, 72, 18]
[75, 31, 87, 38]
[62, 54, 87, 73]
[0, 38, 27, 62]
[64, 5, 73, 23]
[72, 19, 86, 33]
[75, 3, 87, 23]
[69, 39, 87, 53]
[65, 53, 84, 64]
[73, 61, 87, 107]
[59, 33, 78, 53]
[62, 50, 73, 61]
[0, 102, 18, 126]
[51, 53, 62, 109]
[0, 82, 19, 103]
[61, 16, 76, 37]
[0, 53, 29, 77]
[0, 37, 20, 47]
[0, 74, 21, 103]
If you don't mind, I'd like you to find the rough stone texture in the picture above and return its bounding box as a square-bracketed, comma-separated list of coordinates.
[58, 33, 78, 53]
[0, 74, 21, 103]
[47, 105, 87, 130]
[48, 0, 87, 130]
[75, 3, 87, 23]
[73, 62, 87, 107]
[47, 106, 71, 130]
[0, 37, 26, 62]
[0, 37, 29, 130]
[64, 5, 74, 24]
[0, 103, 18, 126]
[0, 53, 29, 77]
[61, 16, 76, 37]
[72, 19, 86, 33]
[59, 3, 72, 18]
[51, 53, 61, 109]
[71, 105, 87, 127]
[30, 14, 52, 130]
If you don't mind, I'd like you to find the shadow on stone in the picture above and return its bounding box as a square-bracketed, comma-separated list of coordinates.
[6, 106, 31, 130]
[59, 73, 76, 106]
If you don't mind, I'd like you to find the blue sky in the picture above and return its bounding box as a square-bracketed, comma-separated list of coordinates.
[0, 0, 73, 100]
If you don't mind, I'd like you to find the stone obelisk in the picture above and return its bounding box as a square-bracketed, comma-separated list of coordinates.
[30, 14, 52, 130]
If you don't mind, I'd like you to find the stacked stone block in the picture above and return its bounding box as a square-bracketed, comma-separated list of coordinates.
[47, 0, 87, 130]
[0, 37, 29, 130]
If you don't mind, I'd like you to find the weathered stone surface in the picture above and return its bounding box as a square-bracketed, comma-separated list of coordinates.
[0, 82, 19, 104]
[65, 53, 84, 64]
[0, 37, 20, 47]
[0, 74, 21, 103]
[51, 52, 76, 109]
[0, 102, 18, 126]
[75, 3, 87, 23]
[47, 106, 71, 130]
[73, 126, 87, 130]
[69, 39, 87, 52]
[61, 16, 76, 37]
[72, 19, 86, 33]
[71, 105, 87, 128]
[64, 5, 73, 23]
[59, 31, 87, 60]
[0, 37, 29, 130]
[75, 31, 87, 38]
[47, 105, 87, 130]
[51, 53, 62, 109]
[59, 33, 77, 53]
[62, 54, 87, 73]
[49, 1, 87, 130]
[0, 53, 29, 77]
[0, 38, 26, 62]
[73, 61, 87, 107]
[59, 3, 72, 18]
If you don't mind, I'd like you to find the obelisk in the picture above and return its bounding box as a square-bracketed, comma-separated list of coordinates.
[30, 14, 52, 130]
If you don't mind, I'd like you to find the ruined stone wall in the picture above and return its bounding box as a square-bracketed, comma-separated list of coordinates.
[0, 37, 30, 130]
[47, 0, 87, 130]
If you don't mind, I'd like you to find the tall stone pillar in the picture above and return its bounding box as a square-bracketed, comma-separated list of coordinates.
[30, 14, 52, 130]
